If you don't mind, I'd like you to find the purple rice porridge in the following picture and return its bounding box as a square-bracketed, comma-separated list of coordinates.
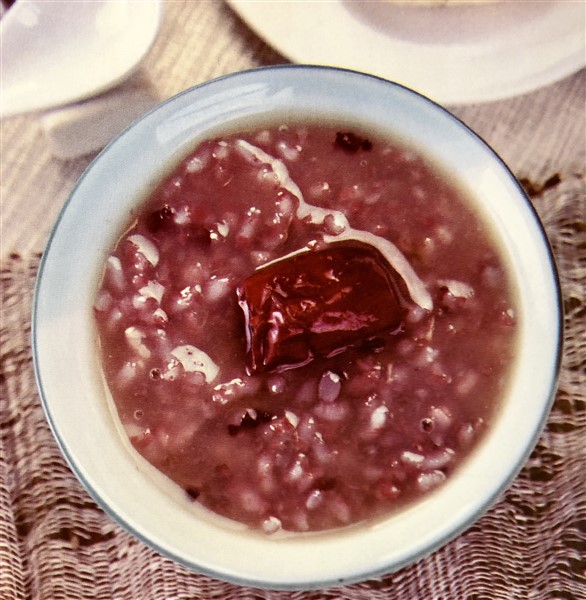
[94, 121, 518, 534]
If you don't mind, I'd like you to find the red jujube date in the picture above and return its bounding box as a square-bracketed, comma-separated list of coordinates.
[237, 241, 407, 373]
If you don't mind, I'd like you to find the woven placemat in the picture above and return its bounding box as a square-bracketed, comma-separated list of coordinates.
[1, 172, 584, 599]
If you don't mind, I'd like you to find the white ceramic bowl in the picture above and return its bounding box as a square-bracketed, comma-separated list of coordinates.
[33, 66, 561, 590]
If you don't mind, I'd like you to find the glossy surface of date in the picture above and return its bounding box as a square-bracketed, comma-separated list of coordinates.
[237, 241, 406, 373]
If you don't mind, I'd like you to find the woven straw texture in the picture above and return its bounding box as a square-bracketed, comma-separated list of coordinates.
[1, 2, 585, 599]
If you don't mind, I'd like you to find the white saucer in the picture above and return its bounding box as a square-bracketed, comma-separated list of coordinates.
[227, 0, 585, 105]
[1, 0, 163, 117]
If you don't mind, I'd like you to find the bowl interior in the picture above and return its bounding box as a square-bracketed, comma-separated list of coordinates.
[33, 65, 561, 590]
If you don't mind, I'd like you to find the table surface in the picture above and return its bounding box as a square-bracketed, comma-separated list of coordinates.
[1, 2, 585, 599]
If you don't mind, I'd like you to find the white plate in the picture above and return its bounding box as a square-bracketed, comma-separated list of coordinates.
[227, 0, 585, 104]
[0, 0, 163, 117]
